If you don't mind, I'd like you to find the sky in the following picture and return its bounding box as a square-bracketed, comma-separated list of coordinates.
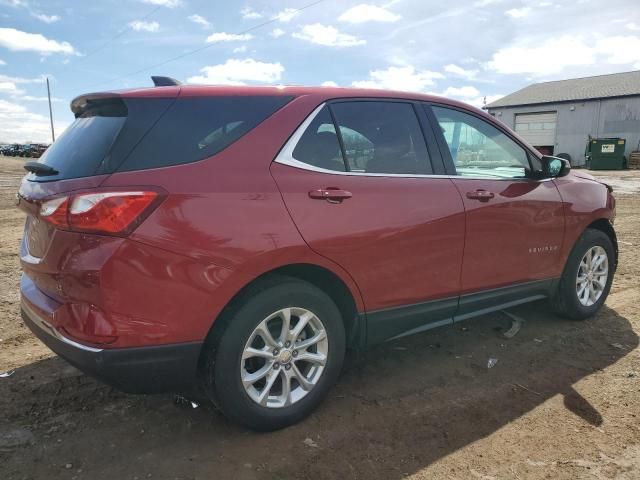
[0, 0, 639, 143]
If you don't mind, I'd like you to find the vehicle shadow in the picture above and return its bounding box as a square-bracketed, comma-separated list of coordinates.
[1, 302, 637, 480]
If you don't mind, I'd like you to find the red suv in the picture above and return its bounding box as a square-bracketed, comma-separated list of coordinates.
[18, 80, 617, 430]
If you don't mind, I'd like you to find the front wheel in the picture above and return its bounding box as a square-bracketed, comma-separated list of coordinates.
[202, 278, 345, 431]
[552, 228, 615, 320]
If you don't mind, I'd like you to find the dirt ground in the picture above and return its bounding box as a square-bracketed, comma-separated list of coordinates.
[1, 155, 639, 480]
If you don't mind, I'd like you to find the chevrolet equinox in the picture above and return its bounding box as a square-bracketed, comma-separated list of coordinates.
[18, 79, 617, 431]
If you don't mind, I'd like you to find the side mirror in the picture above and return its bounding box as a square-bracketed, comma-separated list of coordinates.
[541, 155, 571, 178]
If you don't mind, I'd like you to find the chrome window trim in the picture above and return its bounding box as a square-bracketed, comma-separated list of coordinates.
[273, 102, 553, 182]
[22, 301, 104, 353]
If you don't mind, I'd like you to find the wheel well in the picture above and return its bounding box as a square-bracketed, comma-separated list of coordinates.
[271, 264, 361, 346]
[586, 219, 618, 270]
[204, 264, 362, 353]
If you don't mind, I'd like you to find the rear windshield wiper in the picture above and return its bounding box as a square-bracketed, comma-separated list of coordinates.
[23, 161, 59, 176]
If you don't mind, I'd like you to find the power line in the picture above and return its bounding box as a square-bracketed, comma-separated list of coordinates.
[88, 0, 326, 89]
[81, 5, 162, 60]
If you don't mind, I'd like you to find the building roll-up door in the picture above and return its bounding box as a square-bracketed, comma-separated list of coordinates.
[514, 112, 557, 147]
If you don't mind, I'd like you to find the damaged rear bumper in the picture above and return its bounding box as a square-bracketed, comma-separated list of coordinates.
[21, 300, 202, 394]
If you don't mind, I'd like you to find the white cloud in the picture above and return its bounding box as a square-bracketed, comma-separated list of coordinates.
[270, 28, 285, 38]
[487, 34, 640, 75]
[293, 24, 366, 47]
[464, 94, 504, 109]
[338, 4, 401, 23]
[187, 58, 284, 85]
[0, 98, 26, 114]
[441, 86, 480, 98]
[4, 1, 61, 24]
[16, 95, 63, 102]
[352, 65, 444, 92]
[0, 73, 47, 84]
[474, 0, 505, 5]
[487, 36, 596, 74]
[32, 13, 60, 23]
[232, 45, 247, 53]
[241, 7, 262, 19]
[188, 14, 210, 28]
[0, 28, 76, 55]
[505, 7, 531, 18]
[0, 81, 24, 95]
[2, 0, 28, 7]
[0, 98, 68, 143]
[140, 0, 181, 7]
[627, 22, 640, 32]
[429, 89, 504, 109]
[0, 59, 5, 66]
[206, 32, 253, 43]
[444, 64, 478, 80]
[594, 35, 640, 65]
[129, 20, 160, 32]
[321, 80, 338, 87]
[273, 8, 299, 22]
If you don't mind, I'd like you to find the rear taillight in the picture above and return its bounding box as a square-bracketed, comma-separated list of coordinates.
[40, 190, 160, 235]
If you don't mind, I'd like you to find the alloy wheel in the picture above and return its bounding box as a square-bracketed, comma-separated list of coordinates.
[241, 307, 329, 408]
[576, 246, 609, 307]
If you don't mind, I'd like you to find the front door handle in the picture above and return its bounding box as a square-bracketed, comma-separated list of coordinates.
[466, 189, 495, 202]
[309, 188, 353, 203]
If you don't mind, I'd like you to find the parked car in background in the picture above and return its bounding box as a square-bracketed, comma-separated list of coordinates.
[17, 82, 617, 431]
[23, 144, 49, 158]
[2, 144, 22, 156]
[1, 144, 50, 157]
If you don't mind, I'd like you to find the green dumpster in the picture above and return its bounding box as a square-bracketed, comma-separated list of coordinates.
[585, 137, 626, 170]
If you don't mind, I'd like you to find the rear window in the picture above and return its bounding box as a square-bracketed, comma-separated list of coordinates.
[27, 95, 292, 181]
[32, 99, 127, 181]
[119, 95, 293, 172]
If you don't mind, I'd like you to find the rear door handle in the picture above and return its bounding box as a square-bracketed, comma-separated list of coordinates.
[466, 189, 495, 202]
[309, 188, 353, 203]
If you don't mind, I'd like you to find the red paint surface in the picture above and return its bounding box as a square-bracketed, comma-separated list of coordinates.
[452, 178, 565, 293]
[271, 164, 465, 310]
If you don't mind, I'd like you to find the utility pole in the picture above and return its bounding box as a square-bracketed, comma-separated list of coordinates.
[46, 77, 55, 143]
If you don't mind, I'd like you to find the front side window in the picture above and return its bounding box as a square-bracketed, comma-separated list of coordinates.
[431, 106, 531, 179]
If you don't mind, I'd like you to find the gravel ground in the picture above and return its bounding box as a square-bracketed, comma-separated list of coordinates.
[0, 155, 639, 480]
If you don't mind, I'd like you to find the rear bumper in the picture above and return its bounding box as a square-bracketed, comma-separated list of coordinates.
[21, 301, 203, 394]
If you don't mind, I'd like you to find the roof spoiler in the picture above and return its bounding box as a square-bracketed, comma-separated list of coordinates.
[151, 76, 182, 87]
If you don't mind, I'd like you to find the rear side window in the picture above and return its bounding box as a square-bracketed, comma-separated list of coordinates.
[27, 95, 292, 182]
[330, 101, 431, 175]
[290, 101, 432, 175]
[120, 96, 293, 172]
[292, 106, 345, 172]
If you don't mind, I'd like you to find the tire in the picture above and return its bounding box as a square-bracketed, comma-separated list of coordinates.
[552, 228, 615, 320]
[202, 277, 346, 431]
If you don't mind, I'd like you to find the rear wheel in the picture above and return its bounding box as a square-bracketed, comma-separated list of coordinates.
[202, 278, 345, 431]
[552, 228, 614, 320]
